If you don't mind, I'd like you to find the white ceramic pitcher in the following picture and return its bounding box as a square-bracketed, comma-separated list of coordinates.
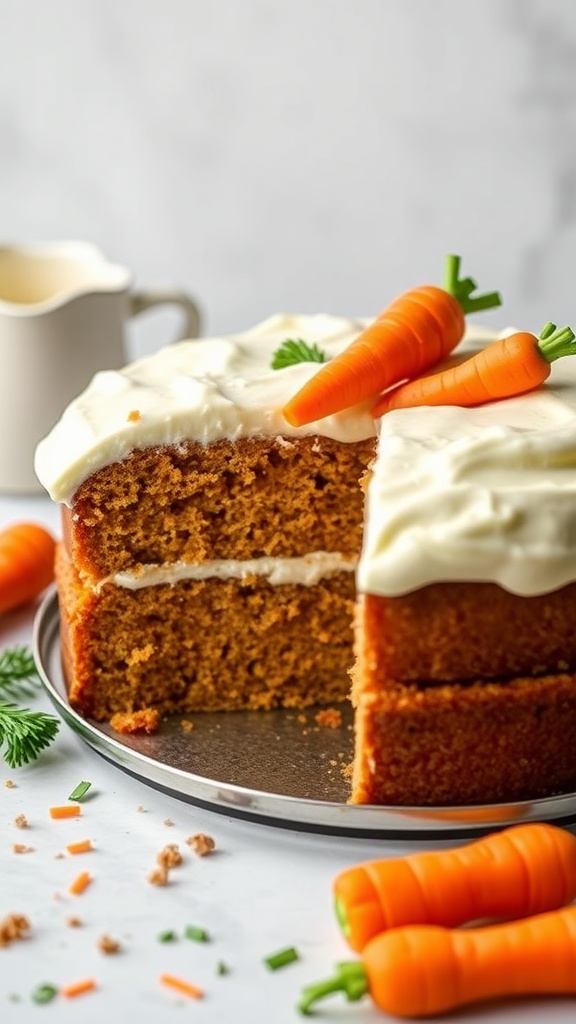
[0, 240, 201, 493]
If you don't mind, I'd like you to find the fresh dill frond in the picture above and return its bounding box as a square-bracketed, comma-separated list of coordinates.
[271, 338, 328, 370]
[0, 645, 59, 766]
[0, 646, 41, 698]
[0, 703, 59, 768]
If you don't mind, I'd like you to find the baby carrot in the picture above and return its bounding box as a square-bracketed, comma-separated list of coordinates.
[372, 320, 575, 415]
[0, 522, 56, 615]
[159, 973, 204, 1000]
[69, 870, 92, 895]
[49, 804, 81, 819]
[60, 978, 96, 998]
[298, 904, 576, 1018]
[281, 254, 501, 426]
[334, 821, 576, 953]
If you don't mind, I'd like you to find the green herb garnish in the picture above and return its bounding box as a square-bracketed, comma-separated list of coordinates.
[31, 983, 58, 1004]
[158, 929, 177, 943]
[0, 646, 41, 698]
[0, 645, 59, 768]
[264, 946, 299, 970]
[185, 924, 210, 943]
[68, 780, 92, 802]
[216, 960, 229, 976]
[271, 338, 328, 370]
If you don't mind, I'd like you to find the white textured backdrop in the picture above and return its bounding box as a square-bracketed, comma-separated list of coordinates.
[1, 0, 575, 348]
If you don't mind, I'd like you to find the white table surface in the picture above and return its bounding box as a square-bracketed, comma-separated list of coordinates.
[1, 492, 576, 1024]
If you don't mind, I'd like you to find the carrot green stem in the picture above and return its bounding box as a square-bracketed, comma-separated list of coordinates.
[298, 961, 368, 1015]
[443, 254, 502, 316]
[537, 321, 576, 362]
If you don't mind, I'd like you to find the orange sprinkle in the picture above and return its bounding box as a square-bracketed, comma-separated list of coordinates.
[66, 839, 93, 855]
[69, 870, 92, 896]
[49, 805, 81, 819]
[159, 973, 204, 1000]
[61, 978, 96, 998]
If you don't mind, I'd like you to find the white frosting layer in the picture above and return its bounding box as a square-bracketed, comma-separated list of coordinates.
[34, 313, 376, 504]
[357, 329, 576, 597]
[108, 552, 357, 591]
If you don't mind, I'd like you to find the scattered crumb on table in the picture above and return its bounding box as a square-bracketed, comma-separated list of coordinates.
[0, 914, 30, 947]
[186, 833, 216, 856]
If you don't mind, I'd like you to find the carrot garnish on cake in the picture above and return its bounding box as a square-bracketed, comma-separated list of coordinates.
[281, 254, 502, 425]
[373, 320, 576, 415]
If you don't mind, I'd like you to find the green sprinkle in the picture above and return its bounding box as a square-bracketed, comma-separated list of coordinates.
[68, 780, 92, 802]
[31, 983, 58, 1004]
[264, 946, 299, 970]
[185, 924, 210, 942]
[216, 960, 229, 976]
[158, 929, 177, 942]
[271, 338, 328, 370]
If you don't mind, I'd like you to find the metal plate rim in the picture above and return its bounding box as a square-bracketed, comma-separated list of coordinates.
[33, 587, 576, 838]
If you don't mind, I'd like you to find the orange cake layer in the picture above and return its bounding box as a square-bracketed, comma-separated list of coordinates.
[350, 668, 576, 806]
[62, 436, 374, 582]
[350, 587, 576, 691]
[57, 543, 357, 720]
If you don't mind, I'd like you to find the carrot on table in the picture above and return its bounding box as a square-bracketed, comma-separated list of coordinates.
[299, 904, 576, 1018]
[159, 973, 204, 1000]
[60, 978, 96, 998]
[49, 804, 81, 819]
[372, 320, 575, 415]
[69, 870, 92, 895]
[333, 822, 576, 953]
[281, 254, 502, 426]
[0, 522, 56, 615]
[66, 839, 93, 855]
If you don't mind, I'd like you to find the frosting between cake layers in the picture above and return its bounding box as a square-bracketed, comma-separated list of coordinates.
[106, 552, 358, 591]
[357, 332, 576, 598]
[34, 313, 377, 505]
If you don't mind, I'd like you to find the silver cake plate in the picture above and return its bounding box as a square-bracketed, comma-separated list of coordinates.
[33, 588, 576, 838]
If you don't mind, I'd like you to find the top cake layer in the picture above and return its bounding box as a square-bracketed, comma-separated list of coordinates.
[34, 313, 377, 505]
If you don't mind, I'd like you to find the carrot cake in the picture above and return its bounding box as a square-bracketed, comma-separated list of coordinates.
[34, 307, 576, 808]
[34, 314, 376, 720]
[351, 340, 576, 806]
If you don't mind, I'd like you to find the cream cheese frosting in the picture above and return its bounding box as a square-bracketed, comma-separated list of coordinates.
[107, 552, 358, 591]
[357, 328, 576, 598]
[34, 313, 376, 505]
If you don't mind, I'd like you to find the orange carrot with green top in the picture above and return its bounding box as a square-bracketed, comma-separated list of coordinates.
[0, 522, 55, 614]
[281, 255, 502, 426]
[334, 822, 576, 953]
[299, 904, 576, 1018]
[372, 320, 575, 416]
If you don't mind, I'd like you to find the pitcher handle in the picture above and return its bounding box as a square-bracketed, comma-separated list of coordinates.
[129, 288, 202, 341]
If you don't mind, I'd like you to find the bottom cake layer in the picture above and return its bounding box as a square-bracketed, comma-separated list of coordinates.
[57, 545, 356, 720]
[350, 674, 576, 806]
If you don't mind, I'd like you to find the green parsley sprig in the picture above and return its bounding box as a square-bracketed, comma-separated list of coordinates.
[0, 646, 59, 768]
[271, 338, 328, 370]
